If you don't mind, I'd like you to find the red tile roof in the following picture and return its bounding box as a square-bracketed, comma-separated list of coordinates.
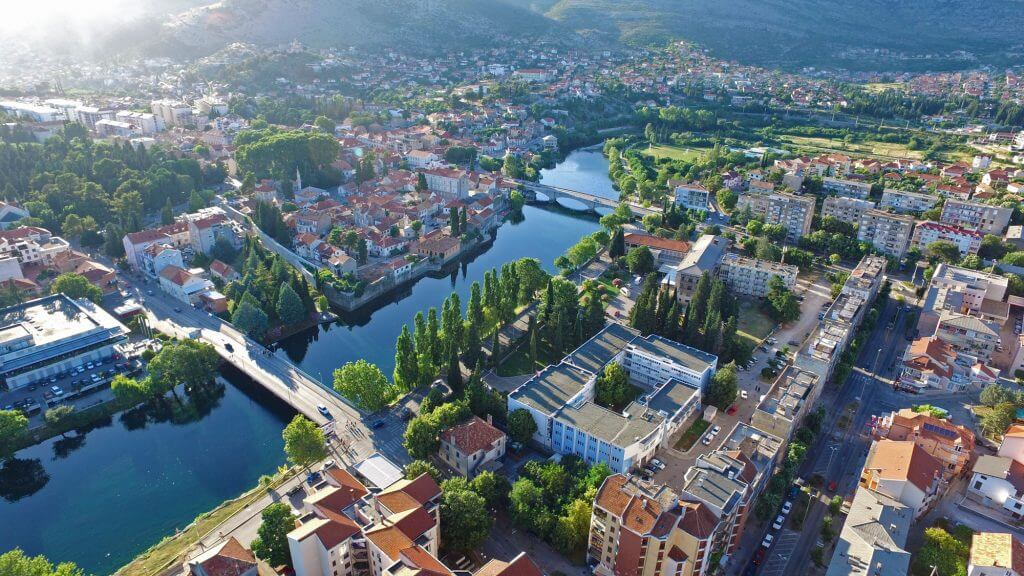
[193, 536, 256, 576]
[439, 416, 506, 455]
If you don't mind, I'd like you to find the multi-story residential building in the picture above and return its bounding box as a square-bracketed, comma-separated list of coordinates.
[941, 199, 1014, 235]
[934, 312, 1001, 362]
[94, 119, 137, 138]
[857, 209, 914, 258]
[968, 532, 1024, 576]
[590, 474, 721, 576]
[670, 235, 728, 304]
[821, 196, 875, 223]
[871, 408, 975, 479]
[751, 367, 821, 440]
[968, 429, 1024, 521]
[736, 193, 815, 242]
[920, 264, 1010, 337]
[672, 181, 711, 211]
[422, 167, 470, 199]
[438, 416, 506, 477]
[911, 221, 984, 256]
[860, 439, 945, 519]
[122, 221, 191, 270]
[150, 99, 192, 127]
[186, 211, 242, 256]
[0, 294, 130, 390]
[114, 111, 163, 134]
[158, 265, 218, 308]
[680, 451, 757, 555]
[899, 335, 998, 392]
[880, 188, 937, 214]
[140, 243, 183, 278]
[508, 324, 713, 472]
[717, 253, 797, 297]
[824, 486, 912, 576]
[0, 226, 70, 266]
[822, 176, 872, 199]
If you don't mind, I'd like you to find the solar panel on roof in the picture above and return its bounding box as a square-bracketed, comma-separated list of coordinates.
[922, 422, 958, 439]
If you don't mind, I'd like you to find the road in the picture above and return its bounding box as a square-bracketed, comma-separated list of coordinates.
[134, 279, 411, 466]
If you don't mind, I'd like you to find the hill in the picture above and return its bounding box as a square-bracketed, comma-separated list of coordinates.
[537, 0, 1024, 72]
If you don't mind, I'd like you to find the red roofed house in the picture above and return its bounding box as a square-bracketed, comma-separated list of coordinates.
[185, 536, 260, 576]
[439, 416, 506, 477]
[871, 408, 975, 480]
[158, 265, 215, 306]
[210, 260, 240, 283]
[860, 439, 944, 519]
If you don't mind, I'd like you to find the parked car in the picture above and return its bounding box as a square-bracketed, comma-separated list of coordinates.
[224, 343, 234, 353]
[371, 419, 386, 429]
[752, 549, 766, 565]
[702, 434, 713, 446]
[710, 425, 721, 435]
[740, 390, 749, 400]
[772, 515, 785, 530]
[761, 534, 774, 548]
[726, 405, 737, 415]
[781, 500, 793, 514]
[650, 458, 665, 471]
[50, 385, 64, 396]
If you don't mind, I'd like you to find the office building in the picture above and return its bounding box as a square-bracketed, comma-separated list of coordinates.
[0, 294, 129, 390]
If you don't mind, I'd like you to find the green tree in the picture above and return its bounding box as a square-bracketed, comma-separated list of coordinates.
[608, 227, 626, 258]
[705, 362, 738, 409]
[509, 478, 549, 535]
[552, 498, 592, 555]
[0, 549, 84, 576]
[43, 405, 76, 431]
[276, 282, 306, 325]
[440, 484, 493, 553]
[404, 460, 441, 482]
[471, 470, 511, 509]
[281, 415, 327, 470]
[403, 414, 441, 459]
[910, 527, 969, 576]
[595, 362, 633, 409]
[926, 240, 961, 264]
[626, 246, 655, 275]
[508, 408, 538, 444]
[251, 502, 298, 568]
[110, 374, 150, 405]
[0, 409, 29, 459]
[49, 273, 102, 303]
[394, 325, 419, 392]
[232, 300, 269, 338]
[313, 115, 335, 133]
[333, 360, 398, 411]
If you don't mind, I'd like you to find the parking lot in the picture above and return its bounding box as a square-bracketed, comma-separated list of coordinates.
[757, 529, 800, 576]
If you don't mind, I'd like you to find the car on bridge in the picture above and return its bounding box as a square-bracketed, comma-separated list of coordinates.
[317, 404, 331, 418]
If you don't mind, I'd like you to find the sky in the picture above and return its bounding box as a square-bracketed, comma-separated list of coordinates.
[0, 0, 196, 45]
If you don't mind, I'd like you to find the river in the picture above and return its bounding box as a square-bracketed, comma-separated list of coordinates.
[0, 148, 614, 575]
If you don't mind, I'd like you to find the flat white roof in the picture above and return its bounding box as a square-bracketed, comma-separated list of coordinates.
[354, 453, 403, 490]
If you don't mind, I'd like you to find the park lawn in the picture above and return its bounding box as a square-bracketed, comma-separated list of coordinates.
[641, 144, 704, 162]
[736, 298, 776, 345]
[862, 82, 904, 93]
[779, 134, 923, 161]
[674, 418, 710, 451]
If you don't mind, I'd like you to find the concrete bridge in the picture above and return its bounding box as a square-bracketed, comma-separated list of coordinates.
[516, 180, 660, 218]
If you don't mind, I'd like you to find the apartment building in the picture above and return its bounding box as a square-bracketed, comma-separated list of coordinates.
[680, 451, 757, 555]
[821, 196, 875, 223]
[824, 487, 912, 576]
[860, 439, 945, 519]
[857, 209, 914, 258]
[122, 221, 191, 270]
[590, 474, 720, 576]
[899, 335, 999, 392]
[669, 235, 728, 304]
[911, 221, 984, 256]
[871, 409, 975, 480]
[672, 181, 711, 211]
[736, 192, 815, 242]
[150, 99, 192, 127]
[717, 253, 798, 298]
[751, 367, 821, 440]
[186, 212, 242, 255]
[880, 188, 937, 214]
[968, 532, 1024, 576]
[508, 324, 714, 473]
[941, 199, 1014, 235]
[422, 167, 470, 199]
[0, 226, 70, 266]
[438, 416, 506, 478]
[934, 312, 1001, 362]
[922, 264, 1009, 324]
[822, 176, 872, 199]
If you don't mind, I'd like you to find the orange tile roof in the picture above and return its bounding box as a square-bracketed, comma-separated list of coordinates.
[866, 440, 942, 493]
[391, 506, 436, 541]
[195, 536, 256, 576]
[474, 553, 543, 576]
[440, 416, 505, 455]
[971, 532, 1024, 574]
[678, 501, 718, 539]
[325, 467, 369, 505]
[399, 545, 452, 576]
[365, 524, 414, 561]
[381, 473, 441, 506]
[594, 474, 631, 517]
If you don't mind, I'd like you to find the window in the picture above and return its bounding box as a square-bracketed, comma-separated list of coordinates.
[974, 480, 983, 490]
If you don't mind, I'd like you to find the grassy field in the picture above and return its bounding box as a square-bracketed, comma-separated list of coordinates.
[116, 469, 293, 576]
[736, 298, 776, 344]
[640, 144, 705, 162]
[861, 82, 903, 93]
[778, 134, 974, 164]
[674, 419, 710, 451]
[497, 337, 562, 376]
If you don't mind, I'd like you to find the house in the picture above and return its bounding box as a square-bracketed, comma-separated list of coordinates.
[184, 536, 260, 576]
[438, 416, 506, 477]
[860, 439, 944, 519]
[159, 265, 215, 306]
[405, 150, 438, 169]
[413, 232, 460, 262]
[870, 408, 975, 479]
[209, 260, 240, 283]
[968, 532, 1024, 576]
[899, 336, 998, 392]
[295, 210, 333, 236]
[140, 243, 183, 278]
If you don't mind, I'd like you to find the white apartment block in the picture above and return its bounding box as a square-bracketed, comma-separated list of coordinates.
[880, 188, 937, 214]
[0, 226, 70, 266]
[718, 253, 798, 297]
[822, 196, 875, 223]
[822, 177, 872, 199]
[911, 221, 983, 256]
[857, 209, 915, 258]
[736, 192, 815, 243]
[941, 199, 1014, 236]
[150, 99, 193, 128]
[673, 182, 711, 211]
[115, 111, 164, 134]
